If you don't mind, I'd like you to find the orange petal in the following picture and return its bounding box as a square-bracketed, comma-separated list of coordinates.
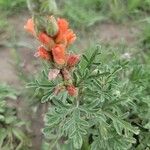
[38, 32, 55, 48]
[55, 29, 76, 46]
[55, 18, 69, 45]
[66, 29, 76, 45]
[57, 18, 69, 32]
[52, 44, 66, 65]
[24, 18, 35, 35]
[34, 46, 51, 60]
[55, 18, 76, 46]
[55, 30, 66, 45]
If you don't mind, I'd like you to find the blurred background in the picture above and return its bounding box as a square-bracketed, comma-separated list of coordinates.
[0, 0, 150, 149]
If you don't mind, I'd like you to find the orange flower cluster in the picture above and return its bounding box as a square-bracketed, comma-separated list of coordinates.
[24, 16, 79, 96]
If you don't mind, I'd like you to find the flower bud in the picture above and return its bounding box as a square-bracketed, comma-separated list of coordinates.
[66, 85, 78, 97]
[67, 54, 80, 68]
[24, 18, 35, 35]
[46, 16, 59, 37]
[34, 16, 46, 32]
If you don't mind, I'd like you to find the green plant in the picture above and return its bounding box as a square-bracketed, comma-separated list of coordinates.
[0, 16, 8, 33]
[140, 20, 150, 51]
[0, 0, 26, 15]
[24, 0, 150, 149]
[27, 45, 149, 149]
[61, 0, 107, 28]
[108, 0, 127, 22]
[140, 0, 150, 12]
[127, 0, 142, 12]
[0, 0, 26, 34]
[0, 83, 31, 150]
[60, 0, 150, 27]
[128, 53, 150, 150]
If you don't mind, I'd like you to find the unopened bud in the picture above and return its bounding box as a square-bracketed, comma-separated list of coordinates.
[46, 16, 59, 37]
[34, 16, 46, 32]
[66, 85, 78, 97]
[67, 54, 80, 68]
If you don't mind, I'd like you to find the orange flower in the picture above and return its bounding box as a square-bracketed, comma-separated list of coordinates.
[55, 18, 76, 47]
[24, 18, 35, 35]
[67, 54, 80, 67]
[55, 30, 67, 45]
[52, 44, 66, 65]
[38, 32, 55, 49]
[66, 85, 78, 96]
[57, 18, 69, 32]
[65, 29, 76, 45]
[34, 46, 51, 60]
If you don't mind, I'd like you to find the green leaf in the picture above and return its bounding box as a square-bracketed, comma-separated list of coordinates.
[5, 116, 17, 124]
[98, 123, 108, 140]
[82, 54, 89, 62]
[12, 128, 30, 150]
[0, 129, 7, 147]
[72, 132, 83, 149]
[63, 108, 89, 149]
[91, 136, 102, 150]
[103, 111, 139, 135]
[0, 114, 5, 121]
[41, 89, 55, 103]
[0, 84, 17, 100]
[144, 121, 150, 130]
